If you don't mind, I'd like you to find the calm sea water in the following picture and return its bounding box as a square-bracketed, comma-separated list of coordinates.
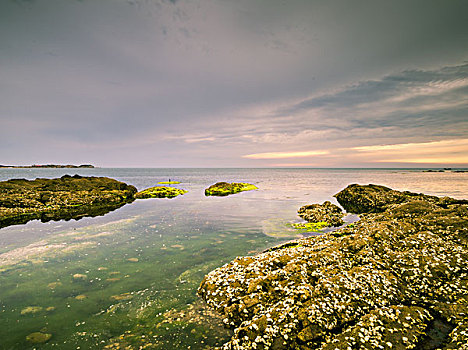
[0, 168, 467, 349]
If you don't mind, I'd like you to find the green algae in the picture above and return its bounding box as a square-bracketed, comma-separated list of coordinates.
[26, 332, 52, 344]
[135, 186, 187, 199]
[289, 221, 329, 232]
[204, 182, 257, 196]
[157, 181, 181, 184]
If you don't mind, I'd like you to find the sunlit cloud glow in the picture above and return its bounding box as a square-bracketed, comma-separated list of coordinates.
[352, 139, 468, 164]
[242, 150, 329, 159]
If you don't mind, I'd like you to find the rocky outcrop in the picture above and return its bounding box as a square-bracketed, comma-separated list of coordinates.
[198, 184, 468, 349]
[334, 183, 467, 214]
[135, 186, 187, 199]
[297, 201, 344, 227]
[205, 182, 258, 196]
[0, 175, 137, 228]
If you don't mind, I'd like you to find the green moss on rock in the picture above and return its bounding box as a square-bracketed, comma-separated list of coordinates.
[204, 182, 257, 196]
[135, 186, 187, 199]
[157, 181, 181, 184]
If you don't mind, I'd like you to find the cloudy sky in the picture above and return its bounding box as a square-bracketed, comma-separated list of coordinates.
[1, 0, 467, 167]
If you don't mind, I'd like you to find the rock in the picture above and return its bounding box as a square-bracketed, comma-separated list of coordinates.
[73, 273, 87, 281]
[199, 185, 468, 349]
[297, 201, 344, 227]
[135, 186, 187, 199]
[75, 294, 87, 300]
[110, 293, 133, 301]
[205, 182, 257, 196]
[47, 281, 62, 289]
[26, 332, 52, 344]
[157, 181, 181, 184]
[0, 176, 137, 229]
[127, 258, 139, 262]
[20, 306, 43, 315]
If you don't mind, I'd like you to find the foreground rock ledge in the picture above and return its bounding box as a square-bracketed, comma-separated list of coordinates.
[0, 175, 137, 228]
[198, 184, 468, 349]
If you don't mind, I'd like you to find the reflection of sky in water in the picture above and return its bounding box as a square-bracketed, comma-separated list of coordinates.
[0, 168, 467, 348]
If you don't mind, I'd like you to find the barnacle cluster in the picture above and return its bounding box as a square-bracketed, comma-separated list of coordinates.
[297, 201, 345, 227]
[199, 184, 468, 349]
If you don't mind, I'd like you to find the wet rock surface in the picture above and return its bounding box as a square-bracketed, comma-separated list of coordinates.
[0, 175, 137, 228]
[199, 184, 468, 349]
[298, 201, 345, 227]
[205, 182, 258, 196]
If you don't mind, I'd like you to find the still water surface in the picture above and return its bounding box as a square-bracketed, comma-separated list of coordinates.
[0, 168, 467, 349]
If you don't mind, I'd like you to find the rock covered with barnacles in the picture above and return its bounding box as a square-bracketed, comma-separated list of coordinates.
[297, 201, 345, 227]
[198, 184, 468, 349]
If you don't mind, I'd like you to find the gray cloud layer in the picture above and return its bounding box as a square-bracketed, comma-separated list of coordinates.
[1, 0, 467, 166]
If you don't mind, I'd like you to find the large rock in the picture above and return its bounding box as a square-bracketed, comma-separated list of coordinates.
[297, 201, 344, 227]
[198, 184, 468, 349]
[334, 183, 467, 213]
[0, 175, 137, 228]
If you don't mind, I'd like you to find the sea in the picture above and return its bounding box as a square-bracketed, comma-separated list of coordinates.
[0, 168, 467, 349]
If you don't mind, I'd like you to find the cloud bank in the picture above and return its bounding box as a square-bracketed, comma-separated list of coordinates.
[0, 0, 467, 167]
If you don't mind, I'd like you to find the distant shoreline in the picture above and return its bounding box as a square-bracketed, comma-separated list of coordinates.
[0, 164, 95, 168]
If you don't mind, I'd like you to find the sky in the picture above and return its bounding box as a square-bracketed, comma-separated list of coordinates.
[1, 0, 467, 167]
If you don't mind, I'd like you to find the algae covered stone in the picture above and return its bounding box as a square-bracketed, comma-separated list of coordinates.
[21, 306, 43, 315]
[0, 175, 137, 229]
[204, 182, 257, 196]
[26, 332, 52, 344]
[135, 186, 187, 199]
[157, 181, 181, 184]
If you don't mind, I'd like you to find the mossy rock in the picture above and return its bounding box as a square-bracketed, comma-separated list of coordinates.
[157, 181, 181, 184]
[26, 332, 52, 344]
[204, 182, 257, 196]
[135, 186, 187, 199]
[0, 175, 137, 229]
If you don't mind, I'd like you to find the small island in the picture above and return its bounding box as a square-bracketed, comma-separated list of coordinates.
[199, 184, 468, 349]
[0, 164, 95, 168]
[204, 182, 257, 196]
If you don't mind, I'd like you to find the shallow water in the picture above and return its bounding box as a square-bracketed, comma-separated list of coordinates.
[0, 168, 467, 349]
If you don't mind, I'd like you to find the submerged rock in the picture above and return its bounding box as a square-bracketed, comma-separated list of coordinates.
[297, 201, 344, 227]
[205, 182, 257, 196]
[199, 184, 468, 349]
[72, 273, 88, 281]
[26, 332, 52, 344]
[135, 186, 187, 199]
[20, 306, 43, 315]
[0, 175, 137, 229]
